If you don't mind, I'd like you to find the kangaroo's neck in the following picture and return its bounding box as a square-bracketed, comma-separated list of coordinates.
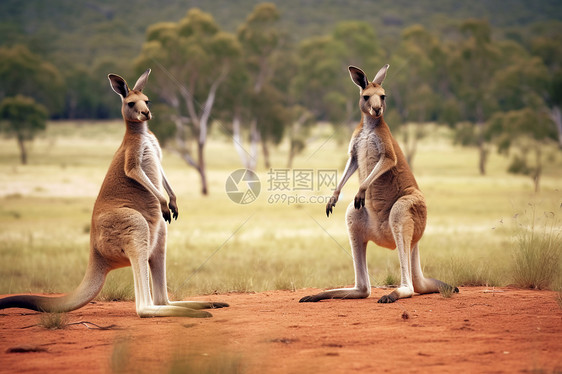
[362, 114, 384, 131]
[125, 120, 148, 136]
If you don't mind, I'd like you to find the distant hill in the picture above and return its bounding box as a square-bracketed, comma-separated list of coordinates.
[1, 0, 561, 66]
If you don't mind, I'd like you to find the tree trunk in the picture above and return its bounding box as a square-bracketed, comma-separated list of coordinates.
[473, 101, 489, 175]
[177, 71, 227, 195]
[261, 136, 271, 169]
[478, 144, 488, 176]
[249, 119, 259, 170]
[17, 136, 27, 165]
[286, 112, 308, 169]
[232, 114, 248, 168]
[197, 141, 208, 195]
[533, 146, 542, 193]
[549, 105, 562, 148]
[287, 143, 296, 169]
[476, 117, 488, 175]
[232, 115, 258, 171]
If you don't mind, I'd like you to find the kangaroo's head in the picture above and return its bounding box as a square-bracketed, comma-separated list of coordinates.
[349, 64, 389, 119]
[108, 69, 152, 123]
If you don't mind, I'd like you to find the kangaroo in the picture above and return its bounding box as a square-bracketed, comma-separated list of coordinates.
[300, 64, 458, 303]
[0, 69, 228, 317]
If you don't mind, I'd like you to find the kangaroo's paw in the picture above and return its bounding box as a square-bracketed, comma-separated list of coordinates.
[354, 190, 366, 209]
[169, 199, 179, 220]
[377, 293, 398, 303]
[161, 204, 172, 223]
[326, 195, 338, 217]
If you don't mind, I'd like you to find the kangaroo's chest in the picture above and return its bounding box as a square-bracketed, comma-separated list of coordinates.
[140, 136, 163, 187]
[356, 129, 384, 180]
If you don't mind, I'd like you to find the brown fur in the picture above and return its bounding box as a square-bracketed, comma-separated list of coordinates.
[301, 64, 457, 303]
[0, 70, 228, 317]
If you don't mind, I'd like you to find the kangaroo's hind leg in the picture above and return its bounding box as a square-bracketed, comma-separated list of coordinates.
[300, 202, 371, 302]
[149, 220, 229, 311]
[411, 243, 459, 295]
[107, 210, 208, 318]
[378, 197, 418, 303]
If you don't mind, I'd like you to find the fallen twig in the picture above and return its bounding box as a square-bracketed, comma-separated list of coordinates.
[20, 321, 119, 330]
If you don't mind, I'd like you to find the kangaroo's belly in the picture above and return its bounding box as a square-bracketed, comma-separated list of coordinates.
[356, 132, 400, 212]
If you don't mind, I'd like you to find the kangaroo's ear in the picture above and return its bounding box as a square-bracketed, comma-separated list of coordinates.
[132, 69, 151, 92]
[349, 66, 369, 90]
[108, 74, 129, 99]
[373, 64, 390, 85]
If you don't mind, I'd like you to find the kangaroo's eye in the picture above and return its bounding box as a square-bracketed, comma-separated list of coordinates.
[145, 101, 151, 106]
[380, 95, 386, 100]
[362, 95, 369, 101]
[127, 102, 135, 108]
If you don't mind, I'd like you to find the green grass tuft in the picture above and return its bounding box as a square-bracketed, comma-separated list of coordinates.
[511, 208, 561, 290]
[39, 312, 68, 330]
[382, 273, 399, 287]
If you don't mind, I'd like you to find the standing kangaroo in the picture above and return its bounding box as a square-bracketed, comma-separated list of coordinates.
[0, 69, 227, 317]
[300, 65, 458, 304]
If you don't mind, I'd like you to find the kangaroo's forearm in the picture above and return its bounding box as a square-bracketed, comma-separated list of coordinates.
[161, 170, 176, 201]
[126, 166, 167, 204]
[359, 156, 396, 191]
[335, 156, 358, 193]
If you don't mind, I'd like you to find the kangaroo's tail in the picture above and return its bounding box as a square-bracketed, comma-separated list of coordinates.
[0, 252, 109, 313]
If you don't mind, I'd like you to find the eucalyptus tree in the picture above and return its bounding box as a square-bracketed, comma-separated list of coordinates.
[0, 96, 48, 164]
[0, 45, 62, 164]
[236, 2, 285, 169]
[486, 108, 557, 192]
[0, 45, 63, 115]
[136, 8, 241, 195]
[388, 25, 446, 168]
[485, 40, 558, 192]
[292, 21, 383, 135]
[332, 21, 384, 127]
[448, 19, 501, 175]
[527, 21, 562, 148]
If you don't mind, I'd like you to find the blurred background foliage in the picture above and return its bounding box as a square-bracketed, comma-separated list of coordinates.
[0, 0, 561, 191]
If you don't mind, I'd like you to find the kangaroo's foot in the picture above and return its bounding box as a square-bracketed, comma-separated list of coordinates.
[415, 278, 459, 295]
[137, 305, 213, 318]
[299, 287, 370, 303]
[377, 286, 413, 304]
[168, 301, 229, 310]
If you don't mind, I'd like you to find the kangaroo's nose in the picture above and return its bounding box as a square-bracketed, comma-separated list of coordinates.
[374, 108, 381, 116]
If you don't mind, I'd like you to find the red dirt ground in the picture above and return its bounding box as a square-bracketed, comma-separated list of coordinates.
[0, 287, 561, 373]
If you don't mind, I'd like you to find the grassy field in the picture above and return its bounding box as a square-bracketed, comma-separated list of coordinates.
[0, 120, 560, 301]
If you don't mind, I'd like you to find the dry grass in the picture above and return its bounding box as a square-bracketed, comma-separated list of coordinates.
[511, 207, 561, 290]
[0, 121, 561, 300]
[38, 313, 69, 330]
